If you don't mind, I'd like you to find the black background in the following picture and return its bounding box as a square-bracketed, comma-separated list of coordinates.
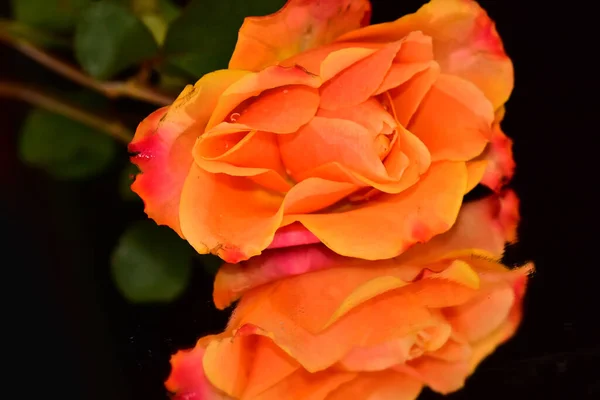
[2, 0, 597, 399]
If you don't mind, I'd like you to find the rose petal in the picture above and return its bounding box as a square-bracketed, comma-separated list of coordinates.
[444, 282, 515, 343]
[283, 177, 360, 214]
[390, 63, 440, 126]
[235, 85, 321, 133]
[468, 268, 531, 369]
[207, 65, 322, 131]
[130, 70, 247, 235]
[480, 108, 515, 191]
[397, 190, 521, 264]
[404, 74, 494, 162]
[267, 222, 322, 250]
[328, 371, 423, 400]
[213, 244, 345, 310]
[287, 161, 467, 260]
[251, 369, 356, 400]
[165, 336, 230, 399]
[316, 97, 396, 134]
[179, 164, 283, 263]
[465, 159, 488, 193]
[227, 261, 478, 372]
[229, 0, 371, 71]
[194, 126, 291, 192]
[398, 356, 471, 394]
[203, 332, 299, 398]
[279, 116, 389, 183]
[320, 41, 403, 109]
[337, 0, 513, 110]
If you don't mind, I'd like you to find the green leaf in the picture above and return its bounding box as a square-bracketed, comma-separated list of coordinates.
[111, 221, 193, 303]
[158, 0, 181, 23]
[132, 0, 182, 45]
[11, 0, 91, 33]
[18, 109, 116, 180]
[74, 1, 159, 80]
[119, 163, 141, 201]
[162, 0, 285, 78]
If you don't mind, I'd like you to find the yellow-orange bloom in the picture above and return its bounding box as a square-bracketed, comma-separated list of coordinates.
[165, 193, 532, 399]
[130, 0, 515, 263]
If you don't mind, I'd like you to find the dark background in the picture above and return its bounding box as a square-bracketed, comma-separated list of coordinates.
[2, 0, 597, 399]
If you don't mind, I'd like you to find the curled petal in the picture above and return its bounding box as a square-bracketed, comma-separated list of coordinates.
[337, 0, 513, 110]
[226, 258, 479, 372]
[203, 332, 299, 398]
[234, 85, 321, 133]
[316, 98, 397, 137]
[179, 164, 284, 263]
[207, 65, 322, 131]
[404, 74, 494, 162]
[319, 41, 403, 109]
[230, 0, 372, 71]
[129, 70, 248, 235]
[194, 125, 291, 192]
[279, 117, 390, 184]
[390, 62, 440, 127]
[288, 161, 467, 260]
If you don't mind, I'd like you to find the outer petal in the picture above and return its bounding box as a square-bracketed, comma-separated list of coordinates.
[288, 161, 468, 260]
[328, 371, 423, 400]
[468, 268, 531, 369]
[179, 164, 284, 263]
[401, 74, 494, 162]
[129, 70, 248, 235]
[214, 244, 347, 309]
[229, 0, 371, 71]
[337, 0, 513, 110]
[252, 369, 356, 400]
[397, 190, 521, 264]
[480, 108, 515, 191]
[165, 336, 232, 399]
[213, 189, 520, 308]
[319, 41, 403, 110]
[203, 332, 299, 398]
[224, 258, 480, 372]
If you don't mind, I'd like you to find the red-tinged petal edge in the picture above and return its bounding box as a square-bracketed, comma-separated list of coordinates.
[230, 0, 372, 71]
[267, 222, 322, 249]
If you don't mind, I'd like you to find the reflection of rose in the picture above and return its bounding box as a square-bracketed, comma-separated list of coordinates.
[129, 0, 515, 263]
[166, 193, 531, 399]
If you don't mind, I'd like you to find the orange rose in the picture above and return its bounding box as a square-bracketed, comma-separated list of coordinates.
[165, 193, 532, 399]
[130, 0, 515, 263]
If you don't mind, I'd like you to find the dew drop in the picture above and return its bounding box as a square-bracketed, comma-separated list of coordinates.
[283, 89, 289, 94]
[229, 112, 241, 122]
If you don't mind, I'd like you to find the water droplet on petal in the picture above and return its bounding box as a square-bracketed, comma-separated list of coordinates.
[229, 112, 240, 122]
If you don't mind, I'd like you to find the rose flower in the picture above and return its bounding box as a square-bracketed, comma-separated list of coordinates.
[165, 192, 532, 399]
[129, 0, 515, 263]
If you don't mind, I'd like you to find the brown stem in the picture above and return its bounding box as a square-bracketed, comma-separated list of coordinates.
[0, 28, 175, 106]
[0, 82, 134, 144]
